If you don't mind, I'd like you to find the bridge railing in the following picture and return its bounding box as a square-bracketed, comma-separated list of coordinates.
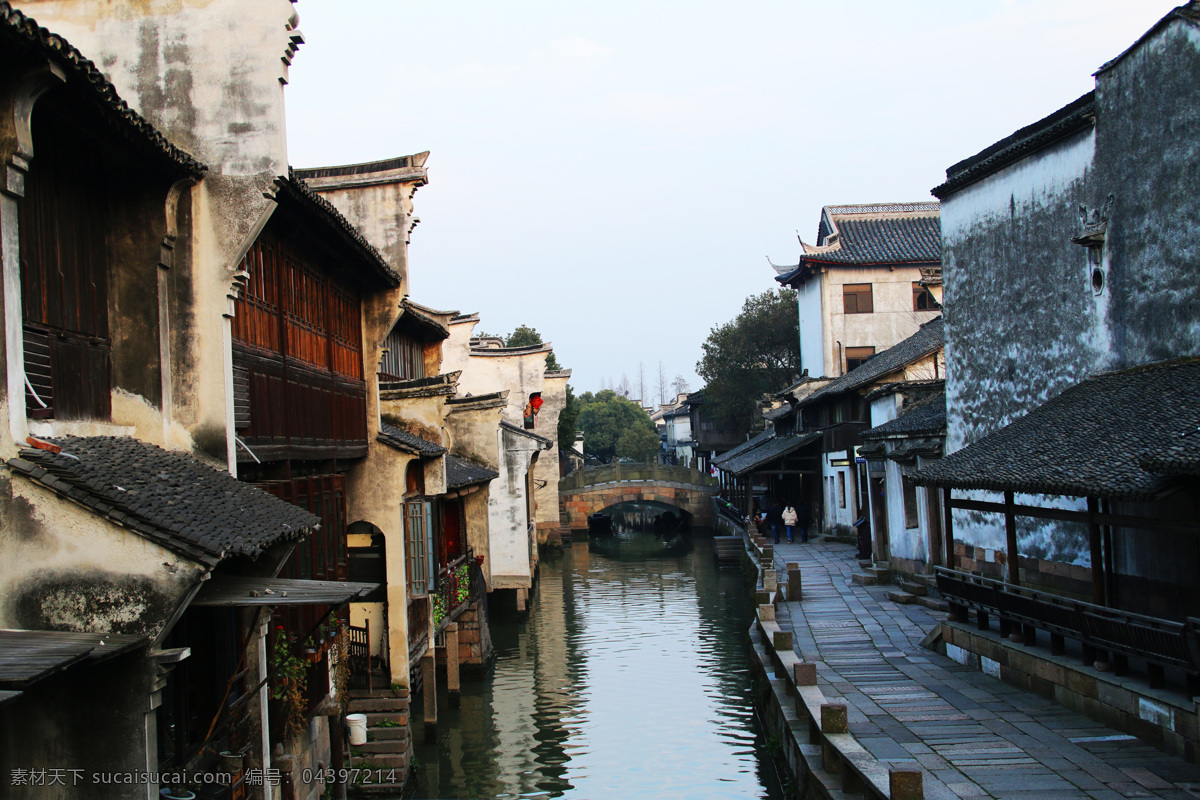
[559, 461, 719, 492]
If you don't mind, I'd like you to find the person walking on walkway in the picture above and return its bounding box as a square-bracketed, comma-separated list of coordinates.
[766, 499, 784, 544]
[781, 504, 798, 544]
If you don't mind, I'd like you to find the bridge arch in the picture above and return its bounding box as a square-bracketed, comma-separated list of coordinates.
[559, 463, 719, 532]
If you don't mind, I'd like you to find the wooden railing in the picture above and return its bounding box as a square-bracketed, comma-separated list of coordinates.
[434, 549, 485, 634]
[936, 567, 1200, 692]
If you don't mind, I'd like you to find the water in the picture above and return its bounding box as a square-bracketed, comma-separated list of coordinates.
[411, 529, 784, 800]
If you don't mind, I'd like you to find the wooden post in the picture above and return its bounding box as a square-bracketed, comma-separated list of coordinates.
[445, 622, 461, 709]
[422, 652, 437, 740]
[1004, 491, 1019, 586]
[942, 487, 955, 569]
[1087, 496, 1105, 606]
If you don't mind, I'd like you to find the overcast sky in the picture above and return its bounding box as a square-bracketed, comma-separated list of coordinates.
[285, 1, 1177, 402]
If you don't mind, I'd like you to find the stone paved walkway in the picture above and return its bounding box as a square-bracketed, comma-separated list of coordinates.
[768, 538, 1200, 799]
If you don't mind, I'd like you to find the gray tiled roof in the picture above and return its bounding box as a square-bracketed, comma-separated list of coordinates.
[445, 454, 498, 489]
[802, 318, 944, 407]
[499, 421, 554, 447]
[279, 171, 400, 288]
[1140, 428, 1200, 477]
[7, 437, 318, 566]
[712, 429, 775, 466]
[377, 424, 447, 456]
[862, 392, 946, 439]
[933, 93, 1095, 199]
[915, 358, 1200, 499]
[719, 431, 821, 477]
[777, 207, 940, 286]
[1, 2, 206, 178]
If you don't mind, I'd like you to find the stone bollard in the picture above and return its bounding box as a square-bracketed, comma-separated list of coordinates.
[756, 590, 772, 605]
[772, 630, 793, 652]
[820, 703, 848, 773]
[794, 661, 817, 686]
[763, 569, 778, 592]
[758, 604, 776, 621]
[889, 768, 924, 800]
[762, 544, 774, 562]
[787, 562, 803, 600]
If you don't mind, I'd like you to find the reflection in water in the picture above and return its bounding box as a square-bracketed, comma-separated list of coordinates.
[413, 530, 782, 800]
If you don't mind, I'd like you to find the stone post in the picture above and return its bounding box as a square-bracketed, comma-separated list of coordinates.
[445, 623, 461, 709]
[890, 768, 924, 800]
[786, 562, 802, 600]
[820, 703, 848, 773]
[422, 652, 437, 740]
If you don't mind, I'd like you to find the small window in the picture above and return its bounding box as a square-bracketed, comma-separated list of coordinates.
[845, 346, 875, 372]
[843, 284, 873, 314]
[913, 283, 939, 311]
[837, 471, 846, 509]
[902, 476, 919, 529]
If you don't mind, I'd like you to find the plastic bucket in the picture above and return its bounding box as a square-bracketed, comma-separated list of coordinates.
[346, 713, 368, 746]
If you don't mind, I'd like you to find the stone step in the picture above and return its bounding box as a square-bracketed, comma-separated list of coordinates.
[867, 566, 891, 579]
[910, 572, 938, 588]
[349, 753, 407, 770]
[858, 559, 873, 569]
[918, 595, 949, 613]
[349, 687, 408, 700]
[354, 781, 407, 797]
[370, 725, 408, 741]
[364, 711, 408, 727]
[347, 696, 408, 713]
[851, 572, 880, 586]
[886, 589, 920, 605]
[895, 578, 928, 596]
[355, 739, 406, 754]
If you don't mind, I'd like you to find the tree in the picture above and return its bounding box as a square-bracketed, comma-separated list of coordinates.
[636, 362, 646, 406]
[557, 384, 580, 451]
[696, 288, 801, 434]
[671, 374, 690, 397]
[617, 424, 660, 462]
[577, 389, 658, 463]
[657, 361, 667, 404]
[504, 324, 561, 370]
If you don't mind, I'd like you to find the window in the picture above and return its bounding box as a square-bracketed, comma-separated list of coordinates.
[913, 283, 939, 311]
[379, 328, 425, 380]
[845, 346, 875, 372]
[837, 471, 846, 509]
[524, 392, 543, 429]
[902, 476, 919, 529]
[843, 283, 873, 314]
[406, 500, 432, 595]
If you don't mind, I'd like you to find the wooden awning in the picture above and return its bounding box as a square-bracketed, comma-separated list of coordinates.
[190, 577, 380, 607]
[0, 629, 146, 689]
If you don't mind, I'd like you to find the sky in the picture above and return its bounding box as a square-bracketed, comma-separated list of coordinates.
[285, 0, 1179, 403]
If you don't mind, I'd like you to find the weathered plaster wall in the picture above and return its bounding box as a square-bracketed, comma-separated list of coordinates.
[345, 447, 410, 686]
[0, 476, 206, 640]
[489, 429, 541, 590]
[446, 403, 504, 471]
[462, 487, 491, 587]
[533, 371, 569, 543]
[1092, 23, 1200, 367]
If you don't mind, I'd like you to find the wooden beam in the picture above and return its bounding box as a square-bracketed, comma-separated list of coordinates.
[1087, 496, 1105, 606]
[943, 487, 955, 568]
[947, 496, 1199, 536]
[1004, 491, 1019, 585]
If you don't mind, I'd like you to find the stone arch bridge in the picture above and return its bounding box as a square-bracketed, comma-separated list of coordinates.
[559, 463, 720, 531]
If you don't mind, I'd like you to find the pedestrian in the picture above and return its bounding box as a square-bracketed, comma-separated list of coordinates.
[798, 502, 811, 544]
[781, 503, 798, 543]
[766, 499, 784, 544]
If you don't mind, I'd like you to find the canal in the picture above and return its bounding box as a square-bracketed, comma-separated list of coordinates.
[411, 528, 784, 800]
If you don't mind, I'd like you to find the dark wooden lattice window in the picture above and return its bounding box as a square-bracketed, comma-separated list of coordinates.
[379, 328, 425, 381]
[843, 283, 873, 314]
[232, 229, 367, 457]
[19, 105, 111, 420]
